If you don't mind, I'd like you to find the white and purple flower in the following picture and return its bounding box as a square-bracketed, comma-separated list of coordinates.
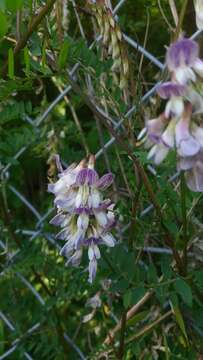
[139, 102, 203, 190]
[49, 155, 116, 283]
[139, 36, 203, 192]
[167, 38, 203, 85]
[156, 82, 186, 117]
[178, 150, 203, 192]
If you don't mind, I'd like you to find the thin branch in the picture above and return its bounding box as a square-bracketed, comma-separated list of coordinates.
[71, 0, 86, 39]
[125, 310, 173, 345]
[16, 10, 21, 41]
[180, 172, 188, 274]
[117, 311, 127, 359]
[158, 0, 174, 32]
[104, 290, 153, 345]
[168, 0, 179, 27]
[115, 146, 132, 197]
[1, 0, 57, 76]
[129, 182, 143, 249]
[174, 0, 188, 40]
[138, 9, 150, 74]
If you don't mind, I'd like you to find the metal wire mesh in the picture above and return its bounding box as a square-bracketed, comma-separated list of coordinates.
[0, 1, 202, 358]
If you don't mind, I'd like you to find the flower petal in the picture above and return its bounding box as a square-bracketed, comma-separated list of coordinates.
[162, 118, 176, 148]
[96, 173, 114, 190]
[148, 144, 169, 165]
[174, 67, 196, 85]
[177, 156, 196, 170]
[76, 168, 88, 185]
[192, 125, 203, 147]
[94, 245, 101, 259]
[87, 169, 99, 185]
[165, 97, 184, 117]
[193, 58, 203, 78]
[147, 115, 166, 143]
[75, 185, 89, 208]
[72, 228, 85, 249]
[65, 249, 83, 267]
[177, 137, 200, 157]
[60, 240, 74, 257]
[186, 87, 203, 114]
[175, 108, 200, 156]
[56, 227, 70, 240]
[88, 246, 95, 261]
[185, 162, 203, 192]
[77, 213, 89, 230]
[167, 38, 199, 70]
[76, 168, 99, 186]
[49, 213, 65, 226]
[88, 259, 97, 283]
[88, 188, 101, 208]
[101, 233, 116, 247]
[157, 82, 185, 99]
[94, 211, 108, 227]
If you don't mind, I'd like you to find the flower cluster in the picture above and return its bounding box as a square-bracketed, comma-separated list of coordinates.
[48, 155, 116, 283]
[139, 37, 203, 192]
[88, 0, 129, 89]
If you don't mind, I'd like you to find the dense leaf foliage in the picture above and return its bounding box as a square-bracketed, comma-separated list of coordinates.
[0, 0, 203, 359]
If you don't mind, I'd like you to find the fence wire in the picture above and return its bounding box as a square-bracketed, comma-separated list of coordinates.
[0, 1, 202, 359]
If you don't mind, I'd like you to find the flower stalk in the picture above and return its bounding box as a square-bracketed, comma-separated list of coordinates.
[174, 0, 188, 40]
[180, 171, 188, 274]
[139, 37, 203, 193]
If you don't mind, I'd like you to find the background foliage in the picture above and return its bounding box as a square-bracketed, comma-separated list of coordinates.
[0, 0, 203, 359]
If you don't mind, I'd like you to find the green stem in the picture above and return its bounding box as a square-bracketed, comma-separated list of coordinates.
[129, 184, 142, 249]
[180, 172, 188, 274]
[125, 310, 173, 345]
[174, 0, 188, 40]
[117, 311, 127, 359]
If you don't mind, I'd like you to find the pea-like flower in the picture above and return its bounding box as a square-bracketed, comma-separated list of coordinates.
[48, 155, 116, 283]
[138, 114, 170, 165]
[157, 82, 186, 117]
[175, 106, 203, 157]
[167, 38, 203, 85]
[178, 150, 203, 192]
[176, 105, 203, 193]
[139, 103, 203, 192]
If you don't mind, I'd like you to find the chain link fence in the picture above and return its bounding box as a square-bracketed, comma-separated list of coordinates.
[0, 1, 202, 358]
